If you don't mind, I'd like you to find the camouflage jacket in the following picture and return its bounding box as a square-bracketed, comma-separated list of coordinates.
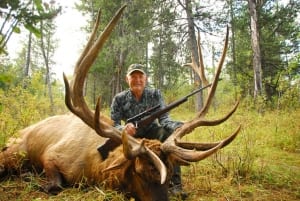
[110, 88, 183, 133]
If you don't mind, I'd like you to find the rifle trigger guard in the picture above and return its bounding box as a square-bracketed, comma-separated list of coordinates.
[134, 121, 138, 128]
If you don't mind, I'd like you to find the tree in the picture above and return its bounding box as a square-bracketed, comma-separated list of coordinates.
[177, 0, 231, 110]
[150, 0, 184, 90]
[0, 0, 61, 54]
[260, 1, 300, 100]
[75, 0, 231, 107]
[178, 0, 204, 110]
[248, 0, 263, 98]
[227, 0, 299, 103]
[227, 0, 239, 100]
[73, 0, 299, 108]
[38, 11, 58, 114]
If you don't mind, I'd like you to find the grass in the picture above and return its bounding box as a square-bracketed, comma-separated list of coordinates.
[177, 105, 300, 201]
[0, 100, 299, 201]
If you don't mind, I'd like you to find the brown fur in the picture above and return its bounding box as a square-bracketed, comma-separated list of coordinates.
[0, 113, 175, 201]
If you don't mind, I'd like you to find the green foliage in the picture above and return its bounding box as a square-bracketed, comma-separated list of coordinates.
[0, 72, 14, 90]
[0, 56, 24, 89]
[275, 78, 300, 110]
[1, 87, 36, 142]
[0, 72, 66, 146]
[0, 0, 61, 54]
[269, 110, 300, 152]
[0, 85, 45, 143]
[227, 0, 300, 102]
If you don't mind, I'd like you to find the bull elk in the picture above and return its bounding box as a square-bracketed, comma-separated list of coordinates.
[0, 5, 240, 201]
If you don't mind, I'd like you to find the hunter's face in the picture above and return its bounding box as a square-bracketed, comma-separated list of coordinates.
[126, 71, 147, 94]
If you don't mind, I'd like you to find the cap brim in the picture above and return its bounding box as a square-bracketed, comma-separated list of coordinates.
[127, 69, 145, 76]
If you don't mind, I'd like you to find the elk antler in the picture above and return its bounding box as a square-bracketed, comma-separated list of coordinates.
[184, 31, 209, 87]
[161, 27, 241, 162]
[63, 5, 168, 184]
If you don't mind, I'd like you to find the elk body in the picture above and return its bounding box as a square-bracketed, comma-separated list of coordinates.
[0, 5, 240, 201]
[0, 114, 173, 200]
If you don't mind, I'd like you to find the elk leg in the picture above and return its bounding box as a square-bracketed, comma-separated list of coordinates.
[169, 166, 188, 199]
[0, 147, 27, 177]
[42, 159, 64, 195]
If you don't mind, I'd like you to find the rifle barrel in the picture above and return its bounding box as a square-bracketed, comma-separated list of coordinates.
[185, 83, 212, 99]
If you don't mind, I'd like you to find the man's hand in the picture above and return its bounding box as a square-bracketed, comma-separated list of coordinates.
[124, 123, 136, 136]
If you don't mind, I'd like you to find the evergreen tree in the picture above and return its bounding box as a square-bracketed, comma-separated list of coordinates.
[227, 0, 300, 102]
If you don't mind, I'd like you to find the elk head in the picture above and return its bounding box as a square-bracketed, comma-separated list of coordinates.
[63, 4, 240, 192]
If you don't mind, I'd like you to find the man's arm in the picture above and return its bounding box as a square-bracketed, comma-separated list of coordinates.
[110, 95, 125, 130]
[156, 90, 183, 131]
[110, 91, 139, 136]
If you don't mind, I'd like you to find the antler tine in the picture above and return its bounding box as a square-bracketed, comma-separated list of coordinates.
[182, 31, 209, 88]
[164, 126, 240, 162]
[176, 27, 231, 136]
[162, 27, 241, 162]
[122, 130, 147, 159]
[198, 26, 229, 118]
[178, 27, 239, 139]
[75, 9, 102, 72]
[94, 96, 121, 139]
[197, 31, 209, 86]
[64, 5, 126, 129]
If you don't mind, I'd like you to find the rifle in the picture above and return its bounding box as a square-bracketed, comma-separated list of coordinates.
[97, 83, 212, 159]
[126, 83, 213, 129]
[126, 104, 161, 128]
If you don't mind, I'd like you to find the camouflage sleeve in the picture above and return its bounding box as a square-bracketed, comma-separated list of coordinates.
[156, 90, 183, 132]
[110, 95, 124, 131]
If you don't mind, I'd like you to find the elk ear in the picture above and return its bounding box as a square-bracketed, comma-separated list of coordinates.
[102, 157, 128, 172]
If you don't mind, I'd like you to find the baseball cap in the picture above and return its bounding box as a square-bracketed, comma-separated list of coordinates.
[126, 64, 146, 76]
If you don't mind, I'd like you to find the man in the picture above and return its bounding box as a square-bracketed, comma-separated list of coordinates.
[98, 63, 187, 199]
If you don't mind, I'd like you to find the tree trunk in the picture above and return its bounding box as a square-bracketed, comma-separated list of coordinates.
[228, 0, 238, 100]
[23, 31, 32, 88]
[111, 43, 127, 97]
[39, 21, 54, 114]
[183, 0, 203, 111]
[248, 0, 263, 97]
[112, 19, 127, 98]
